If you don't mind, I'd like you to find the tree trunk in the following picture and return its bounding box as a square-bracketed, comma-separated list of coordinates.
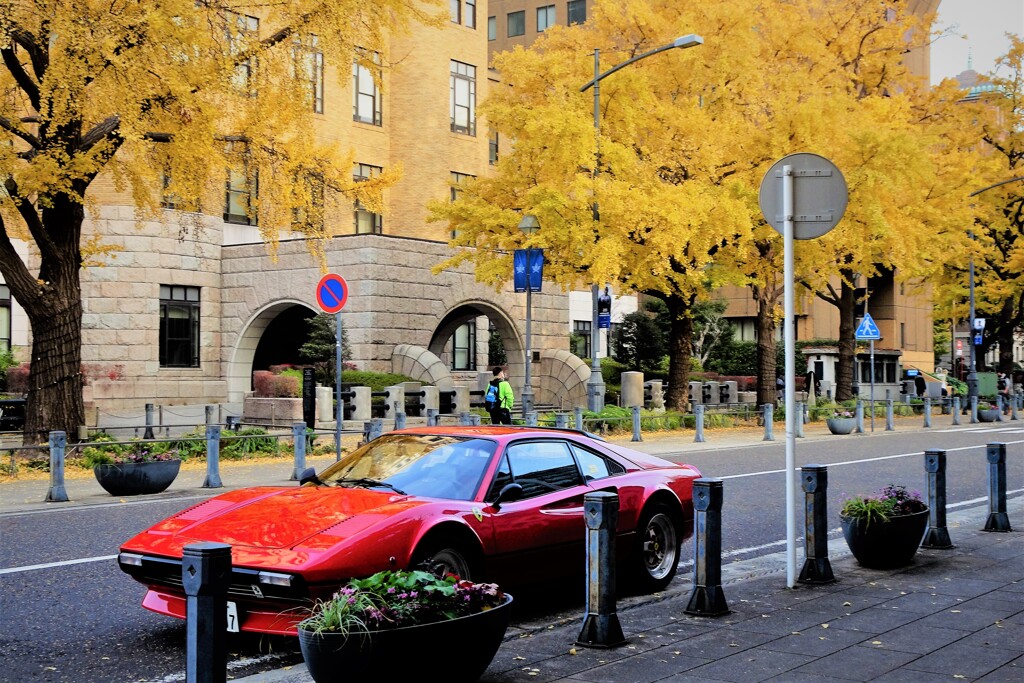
[755, 295, 776, 406]
[663, 293, 694, 412]
[836, 279, 857, 401]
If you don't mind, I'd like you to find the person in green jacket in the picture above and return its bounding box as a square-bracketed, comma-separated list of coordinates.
[491, 366, 514, 425]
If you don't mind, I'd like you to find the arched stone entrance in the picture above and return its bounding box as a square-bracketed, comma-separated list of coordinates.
[227, 300, 318, 403]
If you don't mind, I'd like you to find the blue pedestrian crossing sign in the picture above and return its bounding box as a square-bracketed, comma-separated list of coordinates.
[855, 313, 881, 340]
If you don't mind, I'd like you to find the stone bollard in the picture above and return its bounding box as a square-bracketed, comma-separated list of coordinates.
[525, 411, 538, 426]
[393, 401, 406, 430]
[631, 406, 642, 442]
[795, 401, 804, 438]
[952, 397, 961, 425]
[983, 443, 1012, 532]
[921, 449, 954, 549]
[144, 402, 155, 439]
[694, 404, 706, 443]
[44, 431, 69, 503]
[762, 404, 774, 441]
[923, 398, 931, 428]
[458, 411, 473, 426]
[183, 542, 231, 683]
[797, 465, 835, 584]
[556, 413, 569, 429]
[575, 406, 585, 431]
[685, 478, 730, 616]
[856, 399, 865, 433]
[203, 425, 223, 488]
[885, 399, 894, 431]
[426, 408, 439, 427]
[290, 423, 307, 481]
[575, 492, 626, 648]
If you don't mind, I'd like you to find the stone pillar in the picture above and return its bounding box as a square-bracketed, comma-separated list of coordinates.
[621, 371, 644, 408]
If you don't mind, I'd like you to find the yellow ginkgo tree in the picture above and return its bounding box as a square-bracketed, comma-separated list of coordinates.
[0, 0, 442, 443]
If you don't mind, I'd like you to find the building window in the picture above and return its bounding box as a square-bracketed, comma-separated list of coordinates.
[574, 320, 591, 360]
[353, 163, 383, 234]
[0, 284, 10, 355]
[537, 5, 556, 31]
[465, 0, 476, 29]
[160, 285, 200, 368]
[228, 13, 259, 93]
[224, 143, 257, 225]
[450, 172, 474, 239]
[901, 322, 905, 347]
[507, 10, 525, 37]
[489, 129, 499, 165]
[452, 322, 476, 370]
[450, 60, 476, 135]
[293, 34, 324, 113]
[487, 15, 496, 40]
[353, 51, 382, 125]
[450, 0, 461, 23]
[567, 0, 586, 25]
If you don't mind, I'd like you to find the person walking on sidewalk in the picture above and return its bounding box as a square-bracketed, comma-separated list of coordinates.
[489, 367, 514, 424]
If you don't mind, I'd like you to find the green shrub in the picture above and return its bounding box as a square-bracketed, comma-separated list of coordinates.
[341, 371, 417, 392]
[220, 427, 279, 459]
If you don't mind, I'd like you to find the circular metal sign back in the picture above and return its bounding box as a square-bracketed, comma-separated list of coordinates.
[758, 153, 848, 239]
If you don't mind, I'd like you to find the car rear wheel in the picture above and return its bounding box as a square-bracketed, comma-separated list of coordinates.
[412, 536, 476, 581]
[631, 503, 681, 593]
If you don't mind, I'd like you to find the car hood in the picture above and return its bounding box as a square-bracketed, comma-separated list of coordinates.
[161, 486, 408, 550]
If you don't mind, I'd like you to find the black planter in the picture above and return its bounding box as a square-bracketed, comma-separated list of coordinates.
[840, 509, 929, 569]
[298, 594, 513, 683]
[93, 459, 181, 496]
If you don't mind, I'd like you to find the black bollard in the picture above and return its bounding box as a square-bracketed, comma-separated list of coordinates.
[921, 449, 954, 549]
[983, 443, 1012, 532]
[183, 542, 231, 683]
[797, 465, 835, 584]
[685, 478, 730, 616]
[44, 431, 69, 503]
[203, 425, 223, 488]
[576, 492, 626, 648]
[694, 404, 706, 443]
[290, 423, 307, 481]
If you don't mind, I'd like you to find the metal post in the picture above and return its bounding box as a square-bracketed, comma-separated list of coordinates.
[205, 405, 215, 425]
[795, 401, 804, 438]
[368, 418, 383, 441]
[525, 411, 538, 427]
[967, 240, 979, 412]
[923, 398, 932, 428]
[290, 423, 306, 481]
[685, 478, 729, 616]
[1012, 395, 1019, 421]
[797, 465, 835, 584]
[393, 401, 406, 430]
[970, 394, 978, 424]
[631, 405, 642, 442]
[885, 399, 894, 431]
[203, 425, 222, 488]
[762, 403, 774, 441]
[522, 247, 535, 418]
[952, 396, 961, 425]
[459, 411, 472, 426]
[694, 404, 705, 443]
[470, 413, 481, 426]
[983, 443, 1012, 532]
[182, 542, 230, 683]
[335, 310, 343, 462]
[575, 492, 626, 648]
[575, 406, 585, 431]
[44, 431, 69, 503]
[921, 449, 954, 549]
[855, 399, 864, 433]
[144, 403, 155, 439]
[802, 401, 809, 424]
[555, 413, 569, 429]
[426, 408, 439, 427]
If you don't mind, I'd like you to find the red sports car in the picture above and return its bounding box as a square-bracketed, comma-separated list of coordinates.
[118, 426, 701, 635]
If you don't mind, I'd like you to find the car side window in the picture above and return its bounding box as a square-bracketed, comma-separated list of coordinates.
[505, 440, 584, 498]
[487, 454, 513, 501]
[569, 443, 625, 482]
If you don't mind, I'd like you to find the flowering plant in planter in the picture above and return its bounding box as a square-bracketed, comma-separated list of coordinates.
[840, 484, 927, 526]
[81, 435, 179, 467]
[830, 408, 854, 419]
[299, 569, 506, 637]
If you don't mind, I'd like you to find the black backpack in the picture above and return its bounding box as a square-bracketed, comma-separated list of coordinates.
[484, 384, 499, 410]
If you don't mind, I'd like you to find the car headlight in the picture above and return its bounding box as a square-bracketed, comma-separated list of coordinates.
[118, 552, 144, 567]
[257, 571, 294, 587]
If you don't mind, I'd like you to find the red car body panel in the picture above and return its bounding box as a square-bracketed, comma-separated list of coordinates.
[118, 426, 701, 635]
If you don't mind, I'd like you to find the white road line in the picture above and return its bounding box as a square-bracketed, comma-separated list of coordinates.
[0, 554, 118, 575]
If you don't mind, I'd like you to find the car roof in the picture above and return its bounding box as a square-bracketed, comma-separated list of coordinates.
[388, 425, 606, 442]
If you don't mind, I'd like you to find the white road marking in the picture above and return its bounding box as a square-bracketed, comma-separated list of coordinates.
[0, 554, 118, 575]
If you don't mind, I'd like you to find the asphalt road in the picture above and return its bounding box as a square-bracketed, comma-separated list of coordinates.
[1, 423, 1021, 682]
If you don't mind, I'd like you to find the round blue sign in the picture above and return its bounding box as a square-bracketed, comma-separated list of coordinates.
[316, 274, 349, 314]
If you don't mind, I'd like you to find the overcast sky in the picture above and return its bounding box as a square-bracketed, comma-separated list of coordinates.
[930, 0, 1023, 85]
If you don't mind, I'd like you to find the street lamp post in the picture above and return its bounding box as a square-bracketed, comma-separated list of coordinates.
[579, 34, 704, 412]
[518, 215, 540, 417]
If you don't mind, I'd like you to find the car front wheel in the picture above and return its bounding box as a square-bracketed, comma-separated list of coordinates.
[412, 536, 476, 581]
[631, 503, 681, 592]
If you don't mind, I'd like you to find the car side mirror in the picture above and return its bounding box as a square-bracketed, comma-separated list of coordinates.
[492, 482, 523, 509]
[299, 467, 322, 486]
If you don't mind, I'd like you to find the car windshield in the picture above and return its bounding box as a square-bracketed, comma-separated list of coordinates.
[313, 434, 497, 501]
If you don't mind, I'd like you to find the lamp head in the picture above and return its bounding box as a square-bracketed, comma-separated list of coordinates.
[672, 34, 704, 49]
[518, 214, 541, 235]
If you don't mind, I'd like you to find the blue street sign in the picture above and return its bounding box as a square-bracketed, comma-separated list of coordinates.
[974, 334, 983, 345]
[598, 313, 611, 329]
[316, 274, 349, 314]
[855, 313, 881, 340]
[513, 248, 544, 293]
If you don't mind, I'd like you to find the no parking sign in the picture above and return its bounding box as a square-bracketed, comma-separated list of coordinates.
[316, 274, 349, 314]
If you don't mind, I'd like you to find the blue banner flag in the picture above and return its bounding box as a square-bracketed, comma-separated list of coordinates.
[513, 248, 544, 293]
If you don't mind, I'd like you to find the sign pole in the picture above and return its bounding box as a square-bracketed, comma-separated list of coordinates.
[316, 273, 349, 461]
[870, 339, 875, 433]
[335, 311, 342, 460]
[782, 165, 797, 589]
